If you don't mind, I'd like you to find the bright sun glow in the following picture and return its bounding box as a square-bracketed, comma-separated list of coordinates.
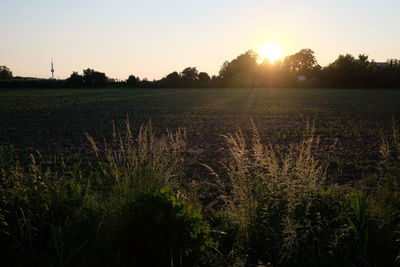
[259, 42, 283, 63]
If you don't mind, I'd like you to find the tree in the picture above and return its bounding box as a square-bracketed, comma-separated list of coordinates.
[127, 75, 140, 87]
[387, 59, 400, 67]
[157, 71, 181, 88]
[66, 71, 84, 85]
[82, 68, 108, 86]
[181, 67, 198, 86]
[321, 54, 358, 87]
[321, 54, 375, 87]
[218, 61, 231, 79]
[66, 69, 109, 87]
[0, 66, 13, 80]
[198, 72, 211, 87]
[218, 50, 259, 87]
[166, 71, 181, 83]
[180, 67, 199, 87]
[282, 49, 321, 77]
[385, 59, 400, 87]
[219, 51, 258, 79]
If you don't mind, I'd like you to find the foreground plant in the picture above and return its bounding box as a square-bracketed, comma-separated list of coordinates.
[85, 118, 187, 197]
[207, 121, 400, 266]
[94, 187, 215, 267]
[0, 121, 205, 267]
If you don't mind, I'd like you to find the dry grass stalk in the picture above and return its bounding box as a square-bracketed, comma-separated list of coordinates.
[207, 121, 325, 255]
[85, 119, 187, 196]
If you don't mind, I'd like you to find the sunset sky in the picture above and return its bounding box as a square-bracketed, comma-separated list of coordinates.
[1, 0, 399, 80]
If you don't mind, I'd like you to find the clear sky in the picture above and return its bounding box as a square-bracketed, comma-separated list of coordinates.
[1, 0, 399, 80]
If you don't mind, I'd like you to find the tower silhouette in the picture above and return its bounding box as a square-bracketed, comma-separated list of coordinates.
[51, 58, 55, 79]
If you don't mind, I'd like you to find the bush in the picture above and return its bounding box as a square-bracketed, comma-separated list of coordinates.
[94, 188, 214, 267]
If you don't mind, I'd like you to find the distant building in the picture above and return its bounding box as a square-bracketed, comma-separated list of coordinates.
[375, 62, 390, 68]
[298, 75, 307, 81]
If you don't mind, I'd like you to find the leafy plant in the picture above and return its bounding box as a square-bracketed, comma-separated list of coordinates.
[95, 188, 214, 267]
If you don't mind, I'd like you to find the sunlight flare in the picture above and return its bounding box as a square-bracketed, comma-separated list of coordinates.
[258, 42, 283, 63]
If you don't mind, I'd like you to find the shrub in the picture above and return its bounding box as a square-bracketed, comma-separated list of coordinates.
[94, 188, 214, 267]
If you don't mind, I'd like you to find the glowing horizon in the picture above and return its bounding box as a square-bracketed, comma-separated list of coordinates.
[1, 0, 400, 80]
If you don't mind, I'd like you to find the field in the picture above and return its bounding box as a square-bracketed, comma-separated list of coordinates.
[2, 88, 400, 180]
[2, 88, 400, 266]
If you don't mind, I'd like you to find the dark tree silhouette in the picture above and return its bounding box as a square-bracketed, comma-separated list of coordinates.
[127, 75, 140, 87]
[83, 69, 108, 86]
[66, 71, 84, 86]
[282, 49, 321, 78]
[218, 61, 230, 79]
[0, 66, 13, 80]
[157, 71, 181, 88]
[321, 54, 376, 87]
[165, 71, 181, 85]
[383, 59, 400, 87]
[181, 67, 199, 85]
[66, 69, 108, 87]
[3, 48, 400, 89]
[219, 50, 259, 87]
[198, 72, 211, 87]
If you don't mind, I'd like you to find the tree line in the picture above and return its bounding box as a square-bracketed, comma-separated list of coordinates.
[1, 49, 400, 88]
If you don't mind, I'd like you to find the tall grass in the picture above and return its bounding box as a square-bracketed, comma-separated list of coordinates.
[206, 121, 331, 264]
[1, 119, 400, 266]
[207, 121, 400, 266]
[85, 118, 187, 197]
[0, 120, 216, 267]
[0, 147, 89, 266]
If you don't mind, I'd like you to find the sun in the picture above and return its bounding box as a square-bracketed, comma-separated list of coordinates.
[259, 42, 283, 63]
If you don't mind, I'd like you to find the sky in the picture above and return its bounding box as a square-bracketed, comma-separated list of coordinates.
[1, 0, 400, 80]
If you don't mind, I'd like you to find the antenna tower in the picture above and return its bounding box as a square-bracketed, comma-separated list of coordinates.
[51, 58, 55, 79]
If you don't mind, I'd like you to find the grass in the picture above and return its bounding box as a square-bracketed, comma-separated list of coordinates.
[0, 120, 213, 266]
[1, 87, 400, 266]
[85, 118, 187, 196]
[206, 121, 400, 266]
[1, 87, 400, 182]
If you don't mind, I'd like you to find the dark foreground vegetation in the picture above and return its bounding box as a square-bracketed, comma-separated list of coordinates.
[1, 120, 400, 266]
[1, 88, 400, 266]
[1, 48, 400, 89]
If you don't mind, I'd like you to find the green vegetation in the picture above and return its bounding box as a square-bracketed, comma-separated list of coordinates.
[207, 122, 399, 266]
[1, 88, 400, 266]
[0, 123, 213, 266]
